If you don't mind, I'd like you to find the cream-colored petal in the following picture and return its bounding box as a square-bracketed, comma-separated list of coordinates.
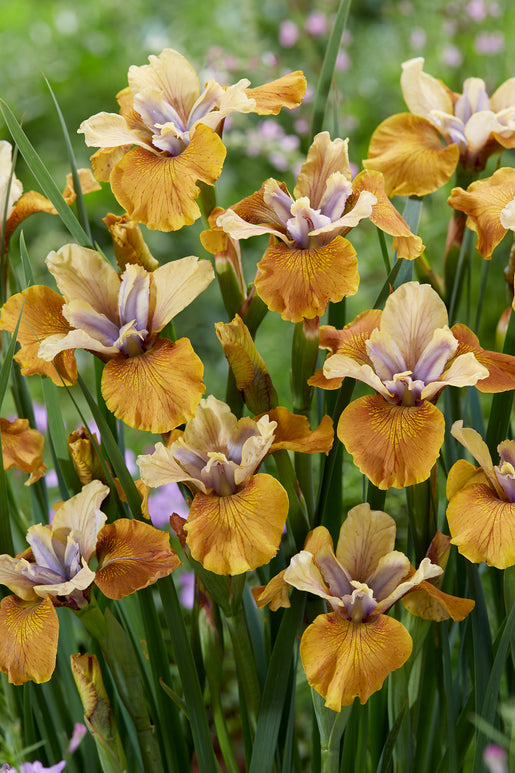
[33, 564, 96, 599]
[323, 353, 392, 399]
[216, 208, 291, 244]
[450, 420, 503, 496]
[51, 480, 109, 562]
[46, 244, 120, 319]
[0, 556, 39, 600]
[380, 281, 449, 365]
[336, 503, 397, 580]
[284, 550, 345, 610]
[137, 441, 207, 493]
[128, 49, 200, 124]
[293, 133, 352, 207]
[38, 330, 120, 360]
[421, 352, 489, 400]
[309, 191, 377, 240]
[150, 257, 214, 332]
[400, 57, 454, 119]
[463, 111, 504, 158]
[375, 557, 442, 614]
[78, 112, 153, 151]
[62, 300, 120, 346]
[490, 77, 515, 112]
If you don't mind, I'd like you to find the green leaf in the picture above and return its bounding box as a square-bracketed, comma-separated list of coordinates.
[0, 98, 91, 246]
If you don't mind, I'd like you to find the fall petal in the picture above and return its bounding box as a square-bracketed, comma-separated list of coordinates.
[300, 612, 412, 710]
[447, 483, 515, 569]
[95, 519, 181, 599]
[252, 569, 291, 611]
[364, 113, 459, 197]
[451, 323, 515, 392]
[352, 170, 424, 259]
[402, 581, 475, 622]
[337, 396, 445, 489]
[109, 123, 226, 231]
[255, 236, 358, 322]
[0, 286, 77, 386]
[0, 595, 59, 684]
[264, 407, 334, 454]
[101, 337, 205, 433]
[245, 71, 307, 115]
[184, 473, 288, 575]
[0, 418, 46, 484]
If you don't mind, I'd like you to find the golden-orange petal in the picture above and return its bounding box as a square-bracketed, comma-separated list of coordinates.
[0, 418, 46, 484]
[109, 123, 226, 231]
[184, 473, 289, 575]
[0, 286, 77, 386]
[447, 483, 515, 569]
[255, 236, 358, 322]
[263, 407, 334, 454]
[101, 337, 205, 433]
[364, 113, 460, 197]
[446, 458, 486, 501]
[402, 580, 475, 622]
[0, 595, 59, 684]
[300, 612, 412, 710]
[451, 323, 515, 393]
[245, 71, 307, 114]
[95, 519, 181, 599]
[252, 569, 291, 611]
[337, 396, 445, 489]
[352, 170, 424, 259]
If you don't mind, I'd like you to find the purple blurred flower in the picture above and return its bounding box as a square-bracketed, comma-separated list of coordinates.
[410, 27, 426, 50]
[483, 744, 508, 773]
[466, 0, 487, 21]
[1, 762, 66, 773]
[67, 723, 87, 754]
[262, 51, 279, 67]
[32, 404, 48, 433]
[260, 118, 283, 140]
[279, 20, 299, 47]
[147, 481, 189, 529]
[279, 135, 300, 152]
[475, 32, 504, 54]
[335, 50, 351, 71]
[179, 571, 195, 609]
[305, 12, 327, 36]
[294, 118, 309, 135]
[442, 45, 463, 67]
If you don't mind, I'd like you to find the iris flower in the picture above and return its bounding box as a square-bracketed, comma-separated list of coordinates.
[364, 57, 515, 197]
[0, 244, 214, 433]
[210, 131, 423, 322]
[255, 503, 473, 710]
[318, 281, 491, 489]
[447, 421, 515, 568]
[137, 395, 333, 575]
[448, 167, 515, 261]
[0, 480, 181, 684]
[79, 48, 306, 231]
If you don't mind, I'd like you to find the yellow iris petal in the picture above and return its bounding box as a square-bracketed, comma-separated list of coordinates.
[0, 595, 59, 684]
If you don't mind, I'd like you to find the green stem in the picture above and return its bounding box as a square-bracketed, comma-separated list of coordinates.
[272, 448, 310, 549]
[210, 684, 240, 773]
[225, 607, 262, 731]
[320, 749, 339, 773]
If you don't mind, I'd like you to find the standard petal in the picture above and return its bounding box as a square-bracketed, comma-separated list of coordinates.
[400, 58, 455, 118]
[150, 256, 214, 332]
[450, 421, 502, 495]
[293, 132, 351, 206]
[255, 236, 358, 322]
[447, 483, 515, 569]
[364, 113, 459, 197]
[109, 123, 226, 231]
[184, 473, 288, 575]
[0, 595, 59, 684]
[323, 354, 392, 398]
[52, 480, 110, 562]
[337, 396, 445, 489]
[300, 612, 413, 709]
[335, 503, 396, 580]
[285, 550, 348, 607]
[101, 337, 204, 432]
[0, 286, 77, 386]
[137, 440, 206, 493]
[95, 519, 181, 599]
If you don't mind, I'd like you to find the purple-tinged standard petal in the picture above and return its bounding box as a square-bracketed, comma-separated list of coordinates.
[366, 330, 407, 381]
[319, 173, 353, 220]
[314, 546, 354, 598]
[412, 328, 458, 383]
[118, 264, 150, 330]
[495, 440, 515, 502]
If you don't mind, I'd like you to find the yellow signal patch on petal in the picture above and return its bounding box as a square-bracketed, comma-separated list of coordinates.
[0, 595, 59, 684]
[364, 113, 460, 197]
[446, 483, 515, 569]
[184, 473, 289, 575]
[95, 519, 181, 599]
[0, 286, 77, 386]
[101, 337, 205, 433]
[109, 123, 226, 231]
[337, 396, 445, 489]
[300, 612, 412, 710]
[255, 235, 358, 322]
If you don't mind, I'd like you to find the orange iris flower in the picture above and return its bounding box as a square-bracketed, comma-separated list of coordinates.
[312, 281, 498, 489]
[0, 244, 214, 433]
[137, 395, 333, 575]
[448, 167, 515, 263]
[447, 421, 515, 569]
[0, 480, 181, 684]
[255, 503, 473, 710]
[79, 48, 306, 231]
[207, 131, 423, 322]
[364, 57, 515, 197]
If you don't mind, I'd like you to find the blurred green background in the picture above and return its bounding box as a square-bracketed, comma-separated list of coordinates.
[1, 0, 515, 425]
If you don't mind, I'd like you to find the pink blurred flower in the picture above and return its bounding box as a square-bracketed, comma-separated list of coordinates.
[1, 763, 66, 773]
[305, 12, 327, 36]
[475, 32, 504, 54]
[442, 45, 463, 67]
[67, 723, 87, 754]
[335, 51, 351, 71]
[179, 571, 195, 609]
[410, 27, 426, 49]
[279, 135, 300, 151]
[279, 20, 299, 47]
[294, 118, 309, 135]
[483, 744, 508, 773]
[466, 0, 487, 21]
[260, 118, 283, 140]
[147, 481, 189, 529]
